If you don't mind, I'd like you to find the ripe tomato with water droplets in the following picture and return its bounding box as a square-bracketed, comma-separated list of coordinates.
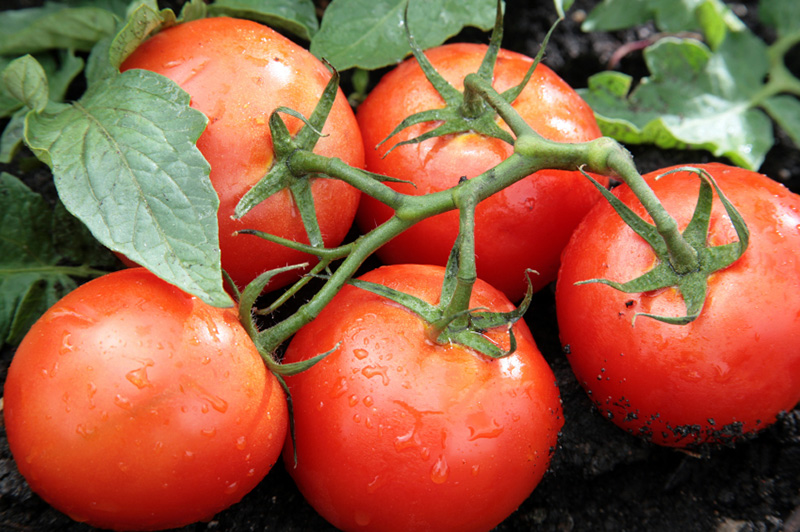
[356, 43, 605, 301]
[556, 163, 800, 447]
[121, 17, 364, 291]
[3, 268, 288, 531]
[282, 264, 563, 532]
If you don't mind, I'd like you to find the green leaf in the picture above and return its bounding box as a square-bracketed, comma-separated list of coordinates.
[22, 69, 232, 308]
[310, 0, 498, 71]
[2, 55, 49, 113]
[208, 0, 319, 41]
[107, 1, 178, 70]
[0, 2, 119, 55]
[581, 0, 734, 34]
[762, 95, 800, 149]
[0, 110, 26, 163]
[580, 34, 773, 170]
[0, 173, 77, 348]
[759, 0, 800, 39]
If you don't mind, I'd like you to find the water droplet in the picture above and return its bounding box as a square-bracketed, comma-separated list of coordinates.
[348, 394, 359, 407]
[366, 475, 382, 493]
[362, 364, 390, 385]
[363, 396, 374, 407]
[201, 427, 217, 438]
[430, 455, 449, 484]
[86, 382, 97, 409]
[330, 377, 348, 398]
[472, 464, 481, 476]
[225, 481, 239, 494]
[236, 436, 247, 450]
[76, 424, 95, 438]
[353, 413, 362, 423]
[60, 332, 74, 355]
[126, 367, 151, 389]
[114, 394, 132, 410]
[353, 349, 369, 360]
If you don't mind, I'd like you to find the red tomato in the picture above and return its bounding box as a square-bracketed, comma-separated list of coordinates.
[356, 43, 604, 302]
[3, 268, 288, 531]
[556, 163, 800, 447]
[282, 264, 563, 532]
[121, 17, 364, 291]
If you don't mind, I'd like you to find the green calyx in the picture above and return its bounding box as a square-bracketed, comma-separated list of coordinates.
[578, 166, 749, 325]
[378, 0, 562, 155]
[348, 243, 534, 360]
[232, 64, 339, 254]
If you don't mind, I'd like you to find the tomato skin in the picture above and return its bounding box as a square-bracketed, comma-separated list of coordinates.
[282, 264, 562, 532]
[356, 43, 604, 301]
[556, 163, 800, 447]
[3, 268, 288, 531]
[121, 17, 364, 291]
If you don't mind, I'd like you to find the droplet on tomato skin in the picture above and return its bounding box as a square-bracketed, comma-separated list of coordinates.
[330, 377, 349, 398]
[114, 394, 132, 410]
[348, 394, 359, 407]
[201, 427, 217, 438]
[366, 475, 382, 493]
[236, 436, 247, 450]
[224, 481, 239, 494]
[60, 331, 74, 355]
[361, 364, 390, 385]
[125, 366, 152, 389]
[75, 424, 96, 439]
[353, 348, 369, 360]
[430, 455, 449, 484]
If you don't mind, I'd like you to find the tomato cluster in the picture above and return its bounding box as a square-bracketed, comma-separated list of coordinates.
[4, 11, 800, 532]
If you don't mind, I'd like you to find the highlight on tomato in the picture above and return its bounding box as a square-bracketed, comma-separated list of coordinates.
[120, 16, 365, 292]
[282, 263, 563, 532]
[556, 163, 800, 447]
[356, 42, 605, 302]
[3, 268, 288, 531]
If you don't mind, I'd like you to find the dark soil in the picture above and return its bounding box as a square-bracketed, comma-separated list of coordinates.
[2, 1, 800, 531]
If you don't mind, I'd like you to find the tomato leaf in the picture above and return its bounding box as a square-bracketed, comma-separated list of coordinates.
[208, 0, 319, 41]
[310, 0, 498, 71]
[581, 0, 739, 36]
[20, 68, 232, 308]
[579, 33, 773, 170]
[0, 2, 122, 56]
[0, 173, 112, 349]
[762, 95, 800, 149]
[759, 0, 800, 39]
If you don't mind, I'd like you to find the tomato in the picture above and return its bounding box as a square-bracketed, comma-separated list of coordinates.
[556, 163, 800, 447]
[355, 43, 604, 302]
[121, 17, 364, 291]
[282, 263, 562, 532]
[3, 268, 288, 531]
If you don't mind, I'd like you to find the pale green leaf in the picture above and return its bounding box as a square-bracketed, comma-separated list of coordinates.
[0, 173, 76, 348]
[0, 3, 119, 55]
[762, 95, 800, 149]
[310, 0, 498, 71]
[23, 69, 231, 307]
[759, 0, 800, 39]
[2, 55, 49, 113]
[209, 0, 319, 41]
[580, 35, 773, 169]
